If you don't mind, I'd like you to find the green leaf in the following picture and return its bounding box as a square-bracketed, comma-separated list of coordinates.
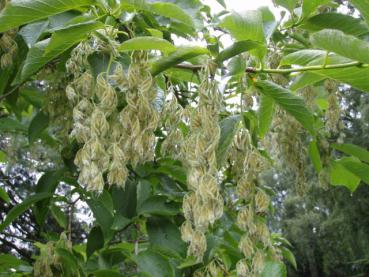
[290, 72, 325, 91]
[118, 37, 176, 53]
[258, 95, 275, 138]
[87, 226, 104, 258]
[19, 88, 45, 108]
[87, 199, 114, 235]
[0, 0, 94, 32]
[332, 143, 369, 163]
[215, 40, 260, 63]
[149, 46, 209, 76]
[150, 2, 194, 28]
[301, 13, 369, 37]
[309, 140, 322, 173]
[0, 254, 28, 270]
[351, 0, 369, 26]
[280, 50, 326, 66]
[45, 21, 103, 56]
[137, 196, 180, 216]
[0, 118, 27, 133]
[0, 150, 6, 163]
[34, 170, 63, 226]
[93, 270, 124, 277]
[262, 261, 287, 277]
[136, 250, 174, 277]
[19, 20, 49, 48]
[19, 21, 101, 83]
[55, 248, 79, 270]
[311, 29, 369, 64]
[147, 217, 186, 258]
[301, 0, 331, 19]
[280, 247, 297, 270]
[0, 187, 10, 203]
[220, 10, 266, 58]
[28, 111, 49, 143]
[50, 204, 67, 229]
[340, 159, 369, 185]
[155, 163, 187, 184]
[0, 192, 52, 232]
[273, 0, 297, 12]
[255, 80, 315, 135]
[227, 56, 246, 76]
[111, 215, 131, 231]
[329, 158, 361, 192]
[216, 115, 241, 167]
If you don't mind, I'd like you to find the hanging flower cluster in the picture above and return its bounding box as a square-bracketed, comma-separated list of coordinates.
[180, 65, 224, 261]
[65, 32, 160, 192]
[33, 233, 73, 277]
[0, 28, 17, 69]
[228, 129, 279, 276]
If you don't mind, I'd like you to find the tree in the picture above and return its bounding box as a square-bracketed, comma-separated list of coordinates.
[0, 0, 368, 276]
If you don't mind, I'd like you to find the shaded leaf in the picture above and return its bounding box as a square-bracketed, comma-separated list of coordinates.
[50, 204, 67, 229]
[0, 192, 52, 232]
[258, 95, 275, 138]
[87, 226, 104, 258]
[0, 0, 93, 32]
[137, 196, 180, 216]
[19, 20, 49, 48]
[255, 80, 315, 135]
[262, 261, 287, 277]
[351, 0, 369, 26]
[0, 187, 10, 203]
[28, 111, 49, 143]
[136, 250, 174, 277]
[309, 140, 322, 172]
[216, 115, 241, 167]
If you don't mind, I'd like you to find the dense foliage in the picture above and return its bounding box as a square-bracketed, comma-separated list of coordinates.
[0, 0, 369, 276]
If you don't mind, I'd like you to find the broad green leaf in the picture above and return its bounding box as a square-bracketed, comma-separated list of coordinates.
[273, 0, 297, 12]
[19, 88, 45, 108]
[0, 150, 6, 163]
[87, 199, 114, 235]
[112, 181, 137, 219]
[259, 6, 278, 40]
[19, 22, 101, 83]
[280, 50, 326, 66]
[332, 143, 369, 163]
[136, 250, 174, 277]
[262, 261, 287, 277]
[34, 170, 63, 226]
[54, 248, 79, 271]
[50, 204, 67, 229]
[0, 254, 28, 270]
[150, 46, 209, 76]
[351, 0, 369, 26]
[147, 217, 186, 258]
[280, 247, 297, 270]
[301, 0, 331, 19]
[111, 215, 131, 231]
[308, 54, 369, 92]
[0, 192, 52, 232]
[0, 118, 27, 133]
[301, 13, 369, 37]
[28, 111, 49, 143]
[329, 158, 361, 192]
[93, 270, 124, 277]
[258, 95, 275, 138]
[0, 187, 10, 203]
[215, 40, 260, 63]
[151, 2, 194, 28]
[216, 115, 241, 167]
[45, 21, 103, 56]
[227, 56, 246, 76]
[255, 80, 315, 135]
[220, 10, 266, 58]
[118, 37, 176, 53]
[137, 196, 180, 216]
[19, 20, 49, 48]
[340, 159, 369, 185]
[146, 28, 163, 38]
[290, 72, 325, 91]
[86, 226, 104, 257]
[0, 0, 93, 32]
[309, 140, 322, 173]
[156, 163, 187, 184]
[311, 29, 369, 64]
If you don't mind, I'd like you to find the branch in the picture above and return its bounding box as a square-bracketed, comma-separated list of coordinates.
[176, 61, 365, 75]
